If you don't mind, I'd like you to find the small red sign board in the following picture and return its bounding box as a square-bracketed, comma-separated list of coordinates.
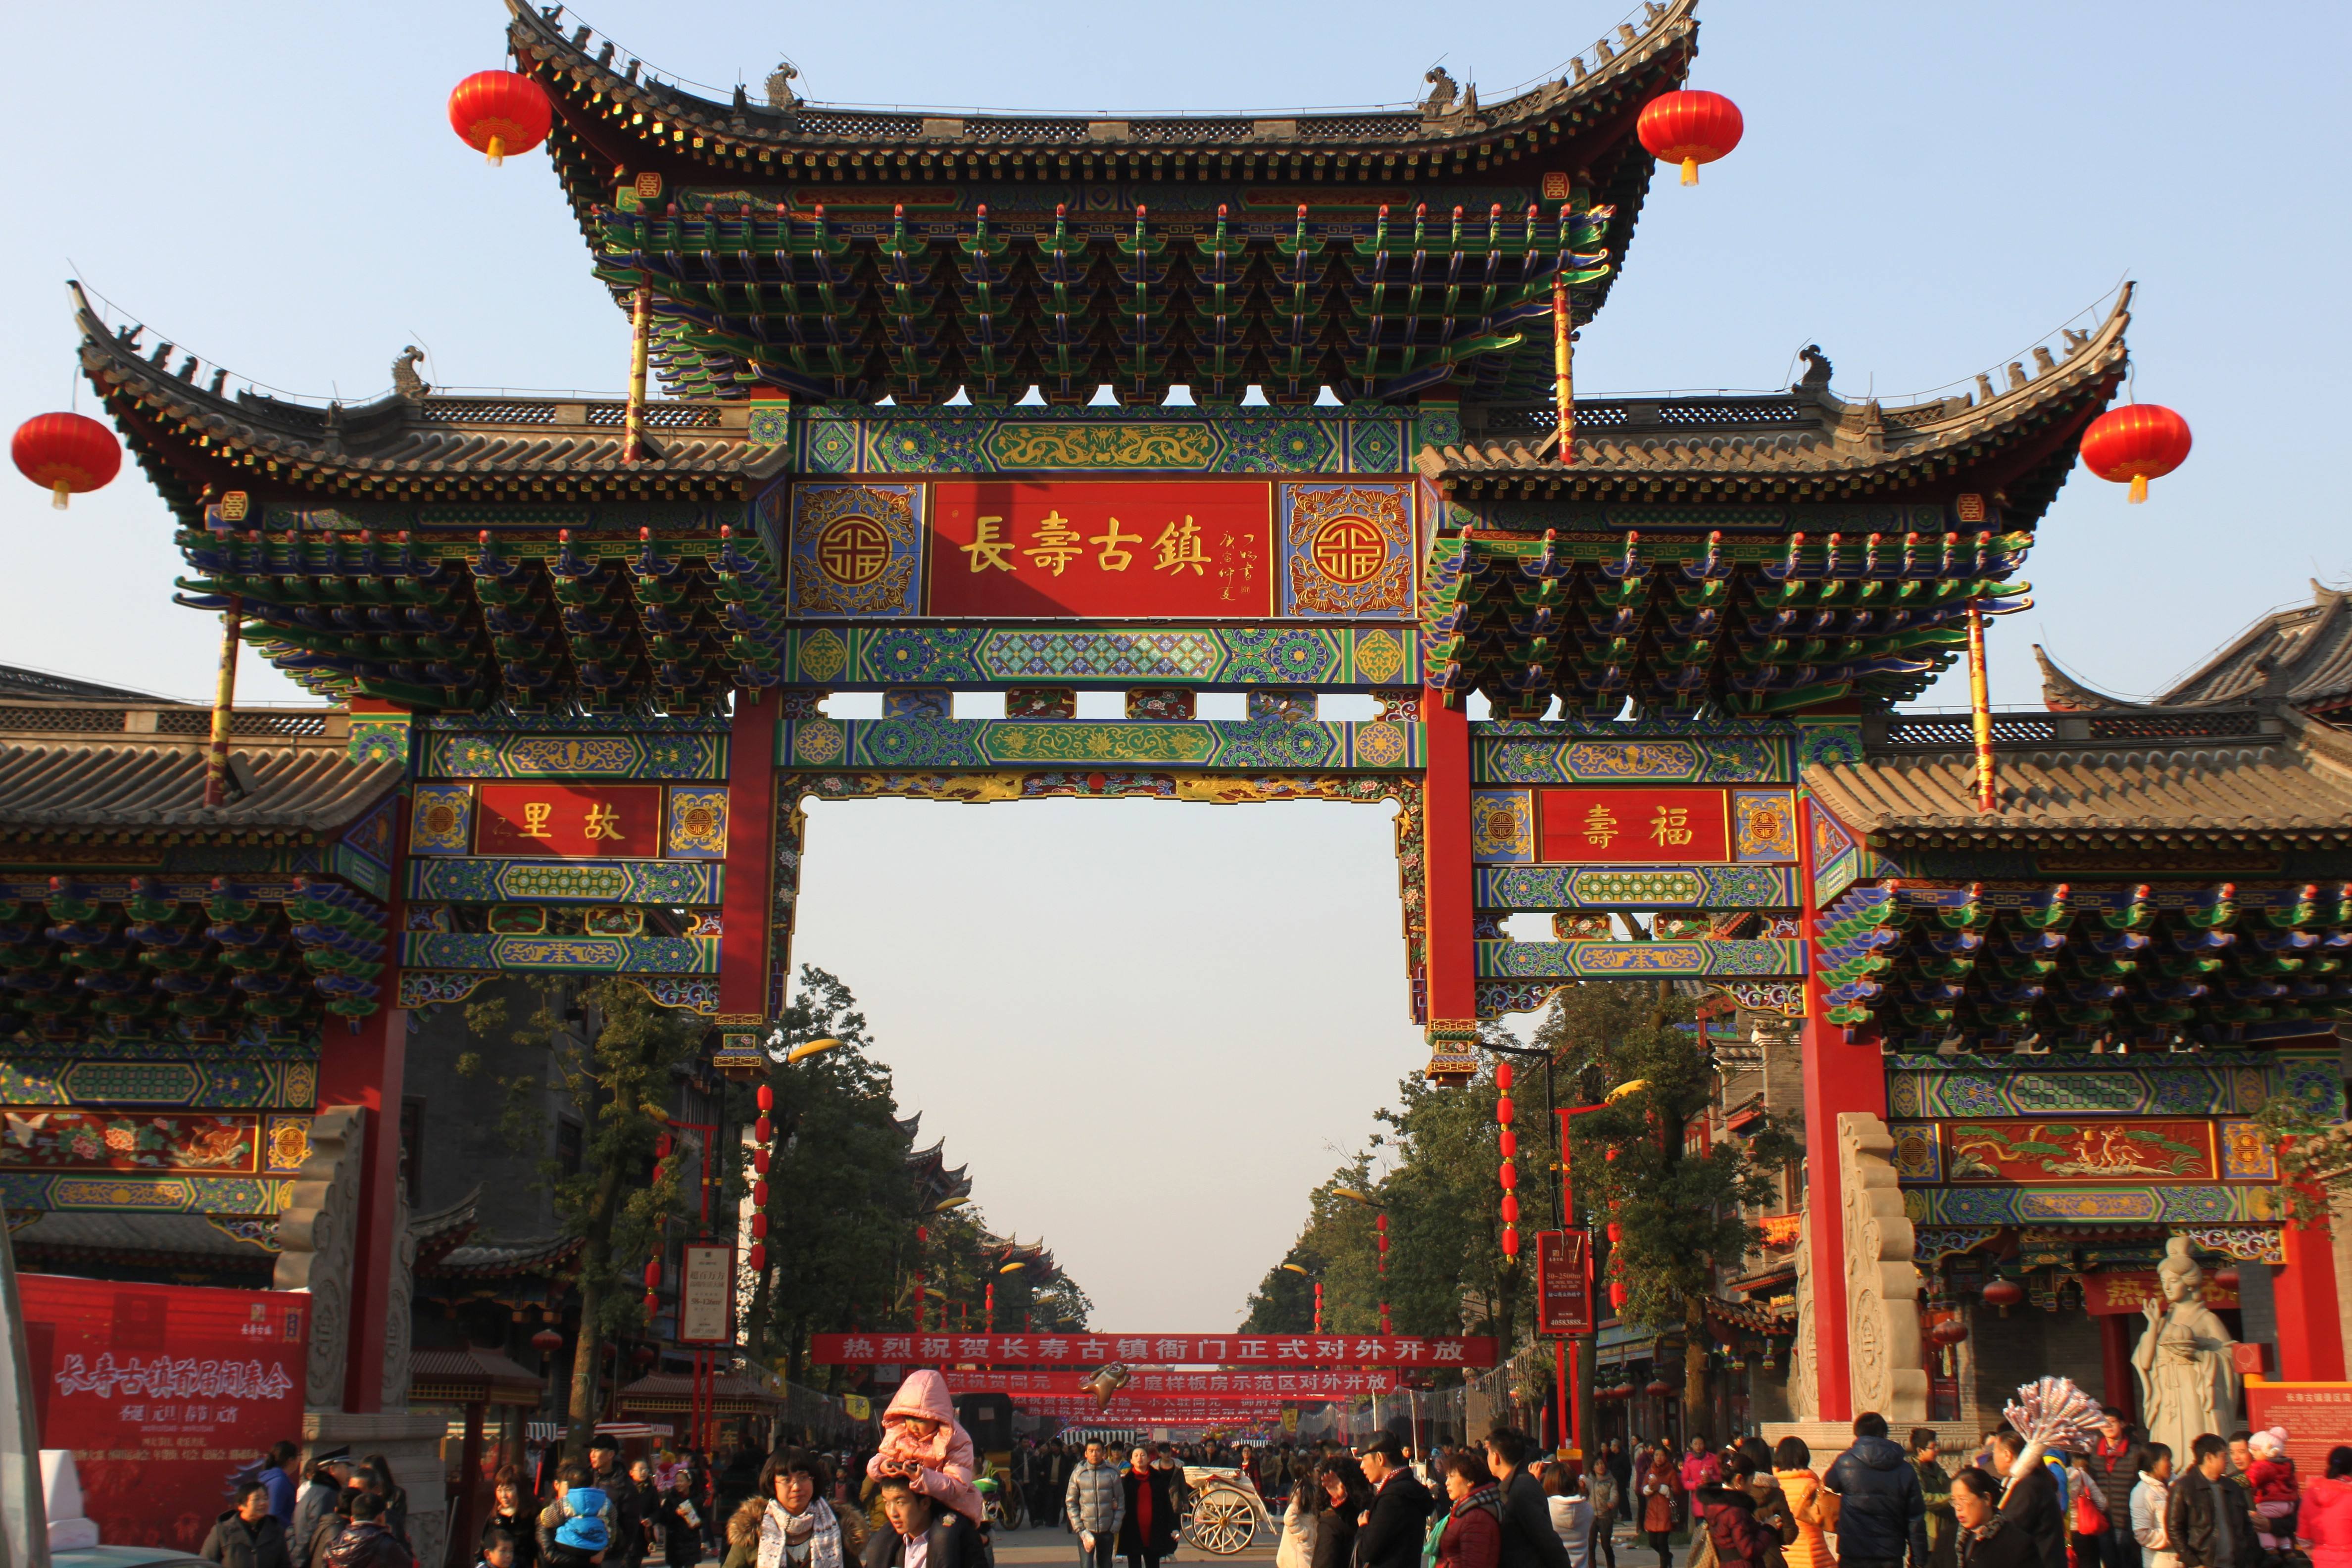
[1535, 1229, 1594, 1336]
[476, 783, 662, 857]
[18, 1274, 308, 1553]
[677, 1243, 736, 1345]
[927, 480, 1273, 618]
[2245, 1379, 2352, 1477]
[1539, 787, 1731, 865]
[2082, 1270, 2240, 1315]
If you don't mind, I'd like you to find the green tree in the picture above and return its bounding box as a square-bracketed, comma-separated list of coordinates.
[1547, 980, 1797, 1437]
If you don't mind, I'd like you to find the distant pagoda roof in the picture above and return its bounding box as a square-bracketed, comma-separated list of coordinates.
[2040, 580, 2352, 719]
[1421, 286, 2131, 512]
[906, 1135, 974, 1209]
[505, 0, 1698, 404]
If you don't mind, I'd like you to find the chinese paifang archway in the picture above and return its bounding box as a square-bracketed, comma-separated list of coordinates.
[8, 0, 2349, 1472]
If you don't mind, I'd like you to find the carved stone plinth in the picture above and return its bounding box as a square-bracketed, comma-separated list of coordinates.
[1786, 1111, 1928, 1424]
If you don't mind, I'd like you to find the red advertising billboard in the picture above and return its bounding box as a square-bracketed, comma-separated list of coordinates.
[927, 481, 1273, 617]
[18, 1274, 308, 1552]
[1535, 1230, 1594, 1336]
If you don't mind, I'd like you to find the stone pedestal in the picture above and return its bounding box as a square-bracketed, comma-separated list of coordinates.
[302, 1412, 451, 1568]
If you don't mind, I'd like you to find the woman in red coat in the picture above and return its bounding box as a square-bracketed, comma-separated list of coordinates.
[1436, 1451, 1505, 1568]
[2305, 1446, 2352, 1568]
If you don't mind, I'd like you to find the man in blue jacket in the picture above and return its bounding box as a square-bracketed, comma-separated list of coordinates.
[1823, 1414, 1929, 1568]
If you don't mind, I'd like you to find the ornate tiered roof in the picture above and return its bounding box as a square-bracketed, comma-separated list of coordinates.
[504, 0, 1698, 403]
[2039, 580, 2352, 719]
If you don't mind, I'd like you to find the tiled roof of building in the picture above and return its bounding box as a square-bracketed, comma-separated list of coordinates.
[2039, 581, 2352, 717]
[0, 731, 400, 836]
[6, 1211, 278, 1264]
[1419, 285, 2131, 510]
[427, 1232, 586, 1277]
[0, 666, 173, 703]
[1806, 707, 2352, 848]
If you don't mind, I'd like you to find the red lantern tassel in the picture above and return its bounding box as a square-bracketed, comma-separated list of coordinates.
[2129, 473, 2149, 504]
[1680, 155, 1699, 186]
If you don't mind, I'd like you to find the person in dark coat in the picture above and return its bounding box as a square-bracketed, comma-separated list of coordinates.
[1989, 1433, 2066, 1568]
[646, 1469, 704, 1568]
[1437, 1452, 1505, 1568]
[1823, 1414, 1930, 1568]
[205, 1484, 295, 1568]
[1950, 1470, 2038, 1568]
[484, 1464, 541, 1568]
[1357, 1433, 1435, 1568]
[862, 1476, 987, 1568]
[1119, 1447, 1180, 1568]
[290, 1458, 350, 1568]
[1484, 1429, 1574, 1568]
[1697, 1460, 1769, 1568]
[1315, 1458, 1374, 1568]
[322, 1494, 410, 1568]
[2165, 1436, 2259, 1568]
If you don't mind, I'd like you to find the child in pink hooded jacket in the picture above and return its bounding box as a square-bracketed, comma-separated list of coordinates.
[864, 1370, 986, 1523]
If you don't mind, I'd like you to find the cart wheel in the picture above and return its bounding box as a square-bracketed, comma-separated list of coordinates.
[1186, 1491, 1257, 1556]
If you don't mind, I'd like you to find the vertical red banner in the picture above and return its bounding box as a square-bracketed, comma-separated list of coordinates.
[18, 1275, 309, 1551]
[1534, 1230, 1594, 1335]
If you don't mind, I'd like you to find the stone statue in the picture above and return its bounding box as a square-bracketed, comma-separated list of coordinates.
[1421, 67, 1458, 119]
[392, 346, 430, 400]
[2134, 1235, 2240, 1466]
[765, 60, 801, 113]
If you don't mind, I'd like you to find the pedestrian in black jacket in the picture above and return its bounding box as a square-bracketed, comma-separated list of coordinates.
[1356, 1434, 1435, 1568]
[1484, 1429, 1575, 1568]
[1824, 1415, 1930, 1568]
[1988, 1434, 2065, 1568]
[2166, 1436, 2259, 1568]
[204, 1485, 294, 1568]
[1950, 1470, 2038, 1568]
[863, 1476, 987, 1568]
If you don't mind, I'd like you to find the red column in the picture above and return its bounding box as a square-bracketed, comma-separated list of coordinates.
[2273, 1181, 2348, 1381]
[319, 1002, 408, 1412]
[2098, 1314, 2138, 1421]
[1793, 796, 1887, 1423]
[1421, 686, 1476, 1038]
[717, 691, 781, 1022]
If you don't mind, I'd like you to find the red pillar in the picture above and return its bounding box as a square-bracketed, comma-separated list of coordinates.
[717, 691, 780, 1023]
[2273, 1181, 2348, 1381]
[2098, 1314, 2138, 1421]
[1793, 796, 1887, 1423]
[319, 1003, 407, 1412]
[1421, 686, 1476, 1044]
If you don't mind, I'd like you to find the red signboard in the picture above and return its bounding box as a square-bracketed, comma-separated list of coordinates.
[808, 1331, 1496, 1368]
[2082, 1271, 2240, 1315]
[18, 1274, 308, 1552]
[476, 784, 662, 857]
[927, 481, 1273, 618]
[1535, 1230, 1594, 1336]
[1539, 788, 1731, 864]
[2245, 1380, 2352, 1477]
[1939, 1120, 2222, 1184]
[945, 1369, 1396, 1397]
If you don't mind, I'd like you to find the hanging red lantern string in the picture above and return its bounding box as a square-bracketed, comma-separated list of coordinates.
[754, 1113, 773, 1145]
[1637, 90, 1744, 186]
[447, 70, 552, 166]
[748, 1241, 767, 1274]
[1495, 1062, 1519, 1258]
[12, 413, 121, 510]
[2080, 403, 2192, 503]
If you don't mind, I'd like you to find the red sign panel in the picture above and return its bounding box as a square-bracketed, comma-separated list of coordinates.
[18, 1274, 308, 1552]
[1539, 788, 1731, 864]
[1940, 1119, 2220, 1184]
[808, 1331, 1496, 1368]
[2082, 1271, 2240, 1315]
[2245, 1380, 2352, 1478]
[1535, 1230, 1594, 1336]
[476, 784, 662, 857]
[927, 481, 1273, 617]
[945, 1369, 1396, 1396]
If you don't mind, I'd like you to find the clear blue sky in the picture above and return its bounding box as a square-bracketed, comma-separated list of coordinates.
[6, 1, 2347, 1327]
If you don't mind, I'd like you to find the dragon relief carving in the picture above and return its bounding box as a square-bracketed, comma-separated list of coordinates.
[274, 1106, 365, 1409]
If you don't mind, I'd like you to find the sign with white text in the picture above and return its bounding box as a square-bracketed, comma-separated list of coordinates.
[677, 1244, 736, 1345]
[807, 1331, 1495, 1367]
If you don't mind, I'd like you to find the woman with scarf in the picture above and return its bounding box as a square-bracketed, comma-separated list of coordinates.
[1950, 1469, 2036, 1568]
[1119, 1447, 1181, 1568]
[1638, 1445, 1680, 1568]
[1435, 1450, 1504, 1568]
[727, 1449, 869, 1568]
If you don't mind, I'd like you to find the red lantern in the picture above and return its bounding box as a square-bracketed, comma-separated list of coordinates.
[642, 1291, 658, 1316]
[1981, 1274, 2024, 1317]
[1498, 1161, 1518, 1190]
[2080, 404, 2192, 503]
[12, 413, 121, 510]
[1495, 1096, 1516, 1126]
[2213, 1266, 2242, 1291]
[1501, 1194, 1520, 1223]
[1637, 90, 1744, 186]
[751, 1213, 769, 1239]
[447, 70, 552, 166]
[656, 1132, 673, 1159]
[643, 1258, 662, 1290]
[1375, 1213, 1388, 1233]
[1496, 1062, 1514, 1092]
[1609, 1281, 1628, 1310]
[755, 1115, 773, 1145]
[1501, 1225, 1520, 1258]
[1929, 1316, 1969, 1348]
[531, 1325, 563, 1353]
[1499, 1128, 1518, 1158]
[1606, 1221, 1622, 1245]
[632, 1345, 658, 1367]
[753, 1178, 769, 1207]
[757, 1084, 774, 1112]
[754, 1149, 771, 1176]
[749, 1241, 767, 1273]
[1645, 1378, 1675, 1399]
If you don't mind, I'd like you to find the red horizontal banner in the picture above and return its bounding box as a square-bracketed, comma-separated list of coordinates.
[1021, 1400, 1317, 1420]
[477, 784, 663, 858]
[810, 1332, 1495, 1368]
[928, 481, 1272, 617]
[1540, 787, 1731, 864]
[944, 1369, 1395, 1397]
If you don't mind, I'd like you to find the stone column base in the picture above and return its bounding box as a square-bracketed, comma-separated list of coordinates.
[304, 1411, 451, 1568]
[1760, 1419, 1982, 1460]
